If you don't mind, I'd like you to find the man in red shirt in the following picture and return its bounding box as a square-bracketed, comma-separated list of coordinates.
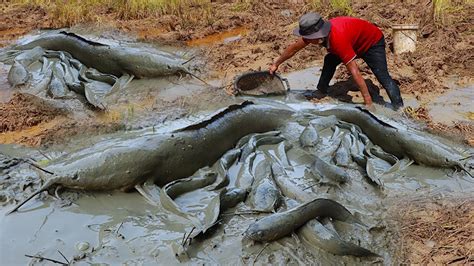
[269, 12, 404, 110]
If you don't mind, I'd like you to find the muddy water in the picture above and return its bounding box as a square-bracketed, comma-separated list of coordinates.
[1, 99, 473, 265]
[285, 66, 321, 91]
[428, 85, 474, 124]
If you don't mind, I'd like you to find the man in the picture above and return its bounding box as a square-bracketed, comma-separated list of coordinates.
[269, 12, 404, 110]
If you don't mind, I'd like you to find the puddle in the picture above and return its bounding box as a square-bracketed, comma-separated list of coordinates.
[186, 27, 249, 46]
[428, 85, 474, 124]
[284, 66, 321, 91]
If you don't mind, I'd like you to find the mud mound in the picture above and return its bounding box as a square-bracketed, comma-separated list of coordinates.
[0, 93, 63, 133]
[395, 197, 473, 264]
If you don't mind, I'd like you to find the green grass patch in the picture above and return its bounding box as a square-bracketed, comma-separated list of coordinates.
[13, 0, 214, 26]
[308, 0, 353, 16]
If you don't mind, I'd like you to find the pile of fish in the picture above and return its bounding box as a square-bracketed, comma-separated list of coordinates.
[5, 101, 472, 261]
[0, 31, 191, 109]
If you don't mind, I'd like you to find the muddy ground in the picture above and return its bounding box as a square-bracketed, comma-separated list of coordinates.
[0, 0, 473, 264]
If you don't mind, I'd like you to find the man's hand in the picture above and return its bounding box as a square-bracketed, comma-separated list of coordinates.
[363, 95, 375, 111]
[365, 102, 376, 112]
[269, 64, 279, 75]
[269, 38, 307, 75]
[346, 60, 375, 109]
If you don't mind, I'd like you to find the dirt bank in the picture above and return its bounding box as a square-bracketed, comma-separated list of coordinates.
[0, 93, 63, 132]
[405, 105, 474, 146]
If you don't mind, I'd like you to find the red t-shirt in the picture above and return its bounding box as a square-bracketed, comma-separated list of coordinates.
[327, 17, 383, 64]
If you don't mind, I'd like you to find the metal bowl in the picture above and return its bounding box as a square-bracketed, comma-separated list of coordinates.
[233, 71, 290, 96]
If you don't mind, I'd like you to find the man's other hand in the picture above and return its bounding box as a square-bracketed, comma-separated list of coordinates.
[269, 64, 278, 75]
[365, 103, 376, 112]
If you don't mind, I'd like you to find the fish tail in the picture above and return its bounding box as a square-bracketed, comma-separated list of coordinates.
[341, 241, 381, 257]
[341, 242, 381, 257]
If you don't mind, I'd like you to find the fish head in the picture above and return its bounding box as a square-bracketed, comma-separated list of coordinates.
[229, 188, 248, 202]
[244, 219, 275, 242]
[244, 226, 265, 241]
[165, 62, 189, 75]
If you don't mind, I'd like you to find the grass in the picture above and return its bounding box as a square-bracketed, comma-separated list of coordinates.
[328, 0, 353, 16]
[433, 0, 450, 24]
[308, 0, 353, 16]
[12, 0, 468, 28]
[231, 0, 256, 12]
[112, 0, 212, 19]
[14, 0, 214, 26]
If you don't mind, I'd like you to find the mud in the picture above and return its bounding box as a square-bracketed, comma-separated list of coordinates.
[0, 2, 473, 263]
[0, 93, 63, 132]
[403, 84, 474, 146]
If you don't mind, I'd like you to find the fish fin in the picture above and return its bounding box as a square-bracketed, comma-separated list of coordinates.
[355, 106, 397, 129]
[135, 180, 161, 206]
[291, 232, 301, 245]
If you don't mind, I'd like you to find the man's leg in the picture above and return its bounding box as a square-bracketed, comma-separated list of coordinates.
[317, 53, 341, 94]
[362, 37, 404, 109]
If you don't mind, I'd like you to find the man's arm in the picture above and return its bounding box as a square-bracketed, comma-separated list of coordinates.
[346, 60, 373, 107]
[269, 38, 308, 74]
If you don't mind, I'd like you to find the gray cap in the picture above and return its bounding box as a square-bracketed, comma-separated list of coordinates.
[293, 12, 331, 39]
